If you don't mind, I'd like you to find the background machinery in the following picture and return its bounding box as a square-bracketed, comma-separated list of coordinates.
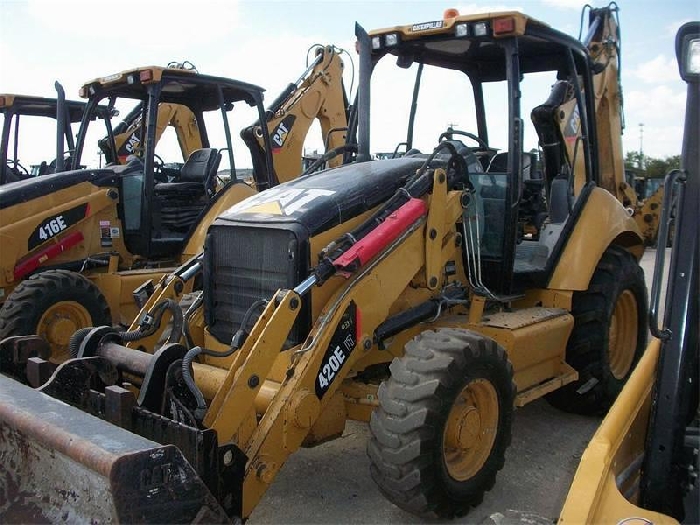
[0, 65, 276, 360]
[560, 20, 699, 524]
[0, 89, 89, 185]
[0, 50, 350, 361]
[0, 4, 646, 523]
[243, 44, 352, 183]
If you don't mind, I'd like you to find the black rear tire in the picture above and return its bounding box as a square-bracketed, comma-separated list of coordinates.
[368, 328, 515, 518]
[547, 245, 647, 415]
[0, 270, 112, 363]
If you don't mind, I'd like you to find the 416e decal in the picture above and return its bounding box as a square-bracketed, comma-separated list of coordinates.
[28, 203, 88, 251]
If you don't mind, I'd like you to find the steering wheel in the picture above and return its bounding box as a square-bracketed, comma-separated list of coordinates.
[153, 153, 165, 170]
[438, 129, 489, 150]
[151, 153, 169, 183]
[10, 159, 29, 175]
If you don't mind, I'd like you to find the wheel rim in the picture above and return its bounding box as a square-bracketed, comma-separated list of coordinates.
[608, 289, 638, 380]
[37, 301, 92, 363]
[443, 378, 499, 481]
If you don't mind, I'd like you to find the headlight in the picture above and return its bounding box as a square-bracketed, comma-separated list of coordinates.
[473, 21, 489, 37]
[371, 36, 382, 50]
[686, 38, 700, 75]
[455, 23, 469, 37]
[676, 21, 700, 82]
[385, 33, 399, 47]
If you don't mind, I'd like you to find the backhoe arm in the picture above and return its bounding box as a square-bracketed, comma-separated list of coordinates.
[109, 103, 202, 164]
[242, 45, 349, 184]
[586, 5, 627, 203]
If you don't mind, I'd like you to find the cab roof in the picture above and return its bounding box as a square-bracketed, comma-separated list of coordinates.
[80, 66, 266, 110]
[369, 10, 587, 82]
[0, 94, 94, 122]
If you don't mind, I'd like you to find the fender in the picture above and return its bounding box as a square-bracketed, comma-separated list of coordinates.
[549, 187, 644, 291]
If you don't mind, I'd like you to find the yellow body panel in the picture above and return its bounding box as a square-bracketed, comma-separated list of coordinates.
[549, 187, 644, 291]
[559, 339, 677, 524]
[369, 11, 532, 40]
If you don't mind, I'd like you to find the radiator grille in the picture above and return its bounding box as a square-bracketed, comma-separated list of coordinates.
[205, 225, 301, 344]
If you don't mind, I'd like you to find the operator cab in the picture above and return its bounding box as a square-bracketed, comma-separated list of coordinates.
[358, 9, 603, 295]
[73, 66, 276, 260]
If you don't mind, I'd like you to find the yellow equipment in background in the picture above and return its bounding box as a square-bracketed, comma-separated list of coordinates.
[0, 50, 350, 361]
[0, 88, 98, 184]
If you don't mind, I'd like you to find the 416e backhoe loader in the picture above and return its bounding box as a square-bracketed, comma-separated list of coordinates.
[0, 46, 349, 361]
[0, 5, 646, 523]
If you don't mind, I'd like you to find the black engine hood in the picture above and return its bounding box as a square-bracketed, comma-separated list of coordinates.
[0, 167, 121, 209]
[215, 157, 429, 237]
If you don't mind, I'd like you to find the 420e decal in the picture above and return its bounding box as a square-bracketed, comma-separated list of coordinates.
[315, 302, 358, 399]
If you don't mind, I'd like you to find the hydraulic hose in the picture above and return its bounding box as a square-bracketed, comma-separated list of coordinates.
[69, 327, 95, 358]
[181, 346, 208, 421]
[313, 141, 466, 285]
[179, 298, 268, 421]
[119, 298, 184, 344]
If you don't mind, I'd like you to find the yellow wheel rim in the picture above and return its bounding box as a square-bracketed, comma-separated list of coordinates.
[37, 301, 92, 363]
[608, 289, 638, 380]
[443, 378, 499, 481]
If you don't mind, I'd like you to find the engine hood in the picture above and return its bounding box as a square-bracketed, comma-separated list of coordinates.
[215, 157, 428, 237]
[0, 167, 121, 209]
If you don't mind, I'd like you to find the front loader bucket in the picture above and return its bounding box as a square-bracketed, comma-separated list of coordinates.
[0, 375, 230, 523]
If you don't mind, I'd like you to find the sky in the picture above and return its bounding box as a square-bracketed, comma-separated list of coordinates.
[1, 0, 698, 170]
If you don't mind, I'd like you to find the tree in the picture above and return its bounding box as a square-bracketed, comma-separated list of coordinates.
[624, 151, 680, 179]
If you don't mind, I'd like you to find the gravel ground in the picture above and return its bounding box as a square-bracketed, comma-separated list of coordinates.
[248, 249, 665, 524]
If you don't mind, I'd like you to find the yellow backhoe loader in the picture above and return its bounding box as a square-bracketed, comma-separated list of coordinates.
[0, 48, 349, 360]
[2, 79, 199, 186]
[560, 20, 699, 525]
[0, 5, 645, 523]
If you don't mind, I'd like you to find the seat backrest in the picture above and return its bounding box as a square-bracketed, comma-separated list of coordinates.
[487, 152, 534, 199]
[531, 80, 573, 196]
[180, 148, 220, 184]
[549, 176, 571, 224]
[487, 152, 532, 177]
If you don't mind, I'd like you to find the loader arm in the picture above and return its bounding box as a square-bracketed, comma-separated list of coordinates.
[203, 170, 459, 517]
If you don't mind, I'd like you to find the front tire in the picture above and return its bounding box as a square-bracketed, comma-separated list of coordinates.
[547, 245, 647, 415]
[0, 270, 112, 363]
[368, 329, 515, 518]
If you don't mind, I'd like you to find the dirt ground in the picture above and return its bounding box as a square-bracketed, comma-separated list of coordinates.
[248, 249, 664, 524]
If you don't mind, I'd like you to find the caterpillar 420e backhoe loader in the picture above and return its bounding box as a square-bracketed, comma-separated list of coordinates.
[0, 46, 349, 361]
[0, 5, 645, 523]
[560, 21, 699, 525]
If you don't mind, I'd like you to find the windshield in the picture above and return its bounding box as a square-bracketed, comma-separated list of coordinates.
[1, 111, 78, 177]
[76, 90, 260, 180]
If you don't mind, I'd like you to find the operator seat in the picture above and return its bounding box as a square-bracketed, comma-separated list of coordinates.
[154, 148, 221, 232]
[154, 148, 221, 199]
[531, 80, 574, 220]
